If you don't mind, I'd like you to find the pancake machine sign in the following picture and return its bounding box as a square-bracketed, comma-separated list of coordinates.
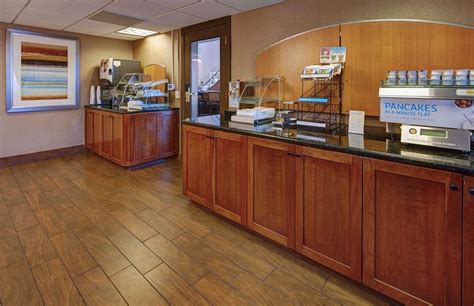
[380, 93, 474, 130]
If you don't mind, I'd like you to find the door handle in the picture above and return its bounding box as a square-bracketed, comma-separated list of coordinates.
[449, 184, 459, 191]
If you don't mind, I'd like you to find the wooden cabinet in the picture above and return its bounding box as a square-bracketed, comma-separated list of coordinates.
[182, 125, 214, 208]
[85, 108, 179, 167]
[214, 131, 247, 224]
[295, 146, 362, 281]
[363, 158, 462, 305]
[160, 111, 180, 158]
[182, 125, 247, 224]
[247, 137, 295, 248]
[463, 176, 474, 306]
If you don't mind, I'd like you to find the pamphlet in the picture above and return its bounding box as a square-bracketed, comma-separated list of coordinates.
[320, 47, 347, 64]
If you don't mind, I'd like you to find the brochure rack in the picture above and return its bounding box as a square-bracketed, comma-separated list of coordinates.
[297, 64, 344, 131]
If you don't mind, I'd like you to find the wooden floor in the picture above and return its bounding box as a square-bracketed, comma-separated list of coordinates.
[0, 153, 393, 306]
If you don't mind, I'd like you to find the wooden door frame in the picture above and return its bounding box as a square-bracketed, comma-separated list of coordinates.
[180, 16, 231, 118]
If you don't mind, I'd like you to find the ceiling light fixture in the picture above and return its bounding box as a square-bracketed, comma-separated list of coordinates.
[116, 27, 157, 37]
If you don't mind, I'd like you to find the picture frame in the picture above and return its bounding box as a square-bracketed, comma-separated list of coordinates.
[6, 29, 80, 113]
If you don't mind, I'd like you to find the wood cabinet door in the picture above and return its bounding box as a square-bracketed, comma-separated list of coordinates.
[132, 113, 160, 163]
[92, 111, 102, 153]
[247, 137, 295, 248]
[101, 113, 123, 162]
[214, 131, 247, 225]
[159, 111, 179, 158]
[463, 176, 474, 306]
[363, 158, 462, 305]
[295, 146, 362, 281]
[183, 125, 214, 208]
[85, 109, 94, 150]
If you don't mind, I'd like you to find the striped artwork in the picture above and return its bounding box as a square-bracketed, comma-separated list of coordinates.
[21, 42, 68, 100]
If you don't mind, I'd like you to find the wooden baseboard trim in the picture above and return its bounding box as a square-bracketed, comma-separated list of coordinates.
[0, 145, 85, 169]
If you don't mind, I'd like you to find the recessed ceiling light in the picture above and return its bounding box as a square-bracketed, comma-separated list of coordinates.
[117, 27, 157, 37]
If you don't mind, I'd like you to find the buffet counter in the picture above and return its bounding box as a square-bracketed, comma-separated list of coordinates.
[182, 114, 473, 306]
[85, 105, 179, 167]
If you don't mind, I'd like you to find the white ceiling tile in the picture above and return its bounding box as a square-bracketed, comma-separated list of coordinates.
[133, 21, 176, 33]
[104, 0, 171, 19]
[0, 0, 27, 15]
[0, 14, 16, 23]
[150, 11, 206, 26]
[14, 18, 67, 30]
[217, 0, 283, 11]
[143, 0, 200, 10]
[104, 32, 142, 41]
[73, 0, 113, 6]
[179, 1, 240, 19]
[65, 19, 125, 36]
[15, 8, 83, 29]
[28, 0, 101, 17]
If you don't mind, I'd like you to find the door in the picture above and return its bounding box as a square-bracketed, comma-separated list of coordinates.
[133, 113, 160, 162]
[247, 137, 295, 248]
[295, 146, 362, 281]
[463, 176, 474, 305]
[363, 158, 462, 305]
[159, 111, 179, 158]
[182, 125, 214, 208]
[182, 17, 231, 119]
[214, 131, 247, 225]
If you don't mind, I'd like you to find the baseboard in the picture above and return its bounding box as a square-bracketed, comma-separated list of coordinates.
[0, 145, 85, 169]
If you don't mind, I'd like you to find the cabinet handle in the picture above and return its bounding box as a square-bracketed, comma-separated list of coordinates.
[469, 188, 474, 195]
[206, 135, 214, 139]
[287, 152, 294, 156]
[450, 184, 459, 191]
[295, 154, 302, 158]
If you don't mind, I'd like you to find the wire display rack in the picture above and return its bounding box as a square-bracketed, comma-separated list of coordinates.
[297, 65, 343, 131]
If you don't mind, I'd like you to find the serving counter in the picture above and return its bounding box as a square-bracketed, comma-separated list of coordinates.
[85, 105, 179, 167]
[182, 115, 474, 306]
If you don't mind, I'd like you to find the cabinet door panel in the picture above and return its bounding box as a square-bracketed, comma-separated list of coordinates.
[463, 176, 474, 305]
[111, 116, 123, 161]
[295, 147, 361, 281]
[92, 112, 102, 153]
[160, 111, 179, 158]
[183, 125, 214, 208]
[214, 131, 247, 225]
[363, 158, 462, 305]
[85, 110, 94, 149]
[102, 115, 113, 157]
[248, 137, 295, 248]
[134, 114, 159, 161]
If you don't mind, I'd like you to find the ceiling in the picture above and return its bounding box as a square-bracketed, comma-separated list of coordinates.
[0, 0, 284, 41]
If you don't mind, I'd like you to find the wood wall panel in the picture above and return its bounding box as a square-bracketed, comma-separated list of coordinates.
[256, 21, 474, 116]
[256, 26, 340, 104]
[342, 21, 474, 115]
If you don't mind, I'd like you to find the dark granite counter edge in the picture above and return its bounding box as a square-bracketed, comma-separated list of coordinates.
[182, 120, 474, 176]
[85, 105, 180, 114]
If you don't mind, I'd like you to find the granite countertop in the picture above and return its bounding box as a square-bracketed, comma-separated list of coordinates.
[85, 104, 179, 114]
[183, 115, 474, 176]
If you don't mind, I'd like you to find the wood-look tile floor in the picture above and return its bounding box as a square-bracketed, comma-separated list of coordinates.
[0, 153, 395, 306]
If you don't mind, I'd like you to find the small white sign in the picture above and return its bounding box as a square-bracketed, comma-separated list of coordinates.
[348, 110, 365, 135]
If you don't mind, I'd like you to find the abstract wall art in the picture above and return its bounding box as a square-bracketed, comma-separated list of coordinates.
[6, 29, 79, 112]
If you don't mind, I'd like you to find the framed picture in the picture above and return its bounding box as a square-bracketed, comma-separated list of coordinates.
[6, 29, 80, 113]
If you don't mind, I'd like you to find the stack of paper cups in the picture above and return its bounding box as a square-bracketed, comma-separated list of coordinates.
[96, 86, 102, 104]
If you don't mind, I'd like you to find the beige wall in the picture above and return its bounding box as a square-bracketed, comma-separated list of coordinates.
[133, 30, 180, 107]
[231, 0, 474, 80]
[0, 22, 133, 158]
